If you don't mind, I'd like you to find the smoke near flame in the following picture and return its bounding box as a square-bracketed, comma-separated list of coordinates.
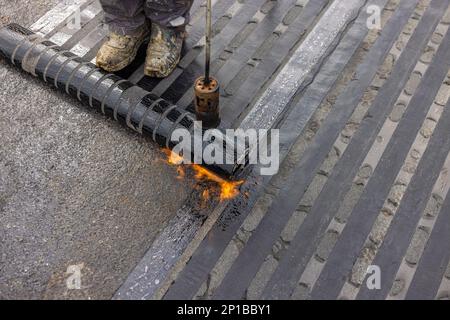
[163, 149, 244, 202]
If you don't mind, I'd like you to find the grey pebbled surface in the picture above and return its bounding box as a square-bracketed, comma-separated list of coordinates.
[0, 0, 193, 299]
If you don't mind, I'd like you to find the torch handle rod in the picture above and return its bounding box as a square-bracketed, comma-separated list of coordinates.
[205, 0, 212, 84]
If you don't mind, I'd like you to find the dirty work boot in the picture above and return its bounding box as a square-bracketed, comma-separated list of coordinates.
[96, 27, 149, 72]
[144, 24, 186, 78]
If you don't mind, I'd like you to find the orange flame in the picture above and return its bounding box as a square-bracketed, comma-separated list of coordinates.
[163, 149, 244, 202]
[166, 149, 184, 165]
[192, 164, 244, 201]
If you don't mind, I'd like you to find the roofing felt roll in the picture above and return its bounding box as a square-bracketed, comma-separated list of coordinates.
[0, 23, 245, 178]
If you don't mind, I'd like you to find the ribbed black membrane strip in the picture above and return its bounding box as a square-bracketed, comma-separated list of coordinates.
[311, 1, 450, 300]
[161, 0, 368, 300]
[223, 0, 329, 128]
[211, 0, 420, 300]
[174, 0, 310, 115]
[159, 0, 285, 104]
[263, 0, 447, 300]
[60, 11, 104, 50]
[406, 188, 450, 300]
[356, 99, 450, 300]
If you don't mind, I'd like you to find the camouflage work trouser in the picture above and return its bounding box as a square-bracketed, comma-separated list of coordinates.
[100, 0, 194, 35]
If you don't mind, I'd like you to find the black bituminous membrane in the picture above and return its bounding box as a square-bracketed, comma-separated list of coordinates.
[0, 23, 241, 178]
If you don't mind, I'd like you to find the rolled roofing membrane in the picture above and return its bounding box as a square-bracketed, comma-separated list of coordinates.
[0, 23, 243, 178]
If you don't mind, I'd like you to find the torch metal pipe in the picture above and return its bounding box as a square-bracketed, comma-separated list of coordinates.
[204, 0, 212, 85]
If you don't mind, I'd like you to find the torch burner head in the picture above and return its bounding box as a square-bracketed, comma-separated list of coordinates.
[194, 76, 220, 129]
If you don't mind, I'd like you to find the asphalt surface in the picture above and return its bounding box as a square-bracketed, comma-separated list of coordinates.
[0, 0, 194, 299]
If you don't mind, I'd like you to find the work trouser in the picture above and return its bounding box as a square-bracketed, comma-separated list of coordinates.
[100, 0, 194, 35]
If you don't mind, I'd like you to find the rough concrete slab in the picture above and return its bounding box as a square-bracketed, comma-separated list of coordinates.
[0, 0, 194, 299]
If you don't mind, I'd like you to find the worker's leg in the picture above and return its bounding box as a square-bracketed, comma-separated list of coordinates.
[144, 0, 194, 77]
[100, 0, 147, 35]
[144, 0, 193, 28]
[96, 0, 150, 72]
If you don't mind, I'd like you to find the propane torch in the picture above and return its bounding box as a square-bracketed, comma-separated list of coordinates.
[194, 0, 221, 128]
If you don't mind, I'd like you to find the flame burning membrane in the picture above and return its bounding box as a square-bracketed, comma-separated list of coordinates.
[163, 149, 244, 202]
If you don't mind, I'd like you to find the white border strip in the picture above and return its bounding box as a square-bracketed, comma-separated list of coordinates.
[239, 0, 365, 131]
[30, 0, 91, 36]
